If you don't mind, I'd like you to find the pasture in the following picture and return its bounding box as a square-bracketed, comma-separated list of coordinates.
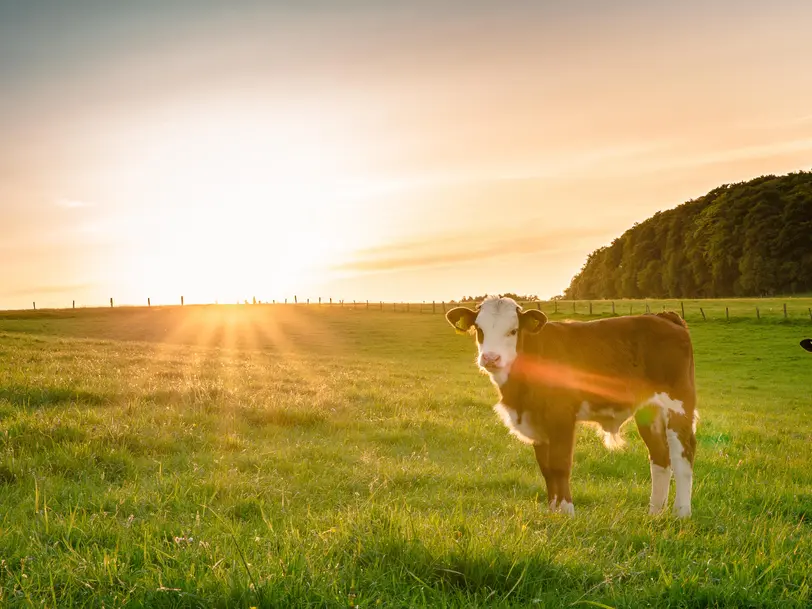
[0, 303, 810, 608]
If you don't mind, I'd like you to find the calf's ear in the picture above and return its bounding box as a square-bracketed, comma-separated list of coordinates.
[446, 307, 477, 335]
[520, 309, 547, 334]
[801, 338, 812, 352]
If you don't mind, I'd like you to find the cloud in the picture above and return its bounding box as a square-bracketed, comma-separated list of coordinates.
[661, 138, 812, 171]
[55, 198, 93, 209]
[337, 226, 617, 274]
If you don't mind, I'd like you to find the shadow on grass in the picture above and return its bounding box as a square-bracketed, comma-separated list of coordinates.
[144, 387, 329, 428]
[0, 384, 108, 408]
[204, 533, 603, 608]
[342, 531, 603, 606]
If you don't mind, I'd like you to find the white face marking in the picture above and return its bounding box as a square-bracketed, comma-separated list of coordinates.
[474, 297, 521, 386]
[666, 427, 693, 518]
[649, 463, 672, 514]
[493, 403, 541, 444]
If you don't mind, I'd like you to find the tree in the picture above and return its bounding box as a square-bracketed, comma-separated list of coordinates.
[565, 171, 812, 299]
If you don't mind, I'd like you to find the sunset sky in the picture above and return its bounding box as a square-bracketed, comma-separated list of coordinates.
[3, 0, 812, 309]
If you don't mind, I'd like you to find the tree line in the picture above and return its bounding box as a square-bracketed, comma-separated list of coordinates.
[565, 171, 812, 299]
[457, 293, 541, 303]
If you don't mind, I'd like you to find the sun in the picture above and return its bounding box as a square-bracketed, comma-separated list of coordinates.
[110, 107, 376, 305]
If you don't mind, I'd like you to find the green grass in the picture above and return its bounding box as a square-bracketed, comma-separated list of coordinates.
[0, 303, 810, 607]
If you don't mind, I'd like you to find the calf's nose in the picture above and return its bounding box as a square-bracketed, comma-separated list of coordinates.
[480, 352, 502, 367]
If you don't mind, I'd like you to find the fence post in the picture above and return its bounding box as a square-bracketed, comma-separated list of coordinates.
[110, 297, 114, 308]
[645, 302, 650, 314]
[756, 307, 760, 320]
[307, 298, 310, 305]
[319, 297, 322, 306]
[148, 297, 151, 307]
[783, 303, 787, 319]
[294, 295, 298, 304]
[725, 307, 729, 321]
[700, 307, 706, 321]
[285, 298, 287, 304]
[380, 301, 383, 311]
[554, 300, 558, 314]
[33, 301, 36, 310]
[366, 300, 369, 310]
[432, 301, 436, 314]
[612, 301, 615, 315]
[681, 301, 685, 319]
[629, 304, 633, 316]
[572, 301, 576, 314]
[536, 301, 541, 310]
[442, 301, 446, 313]
[808, 307, 812, 321]
[181, 296, 184, 306]
[589, 302, 593, 315]
[393, 302, 396, 312]
[407, 302, 410, 313]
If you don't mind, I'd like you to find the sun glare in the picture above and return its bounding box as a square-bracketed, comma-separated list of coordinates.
[111, 109, 379, 305]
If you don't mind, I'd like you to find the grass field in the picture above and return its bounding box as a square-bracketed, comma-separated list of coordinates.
[1, 302, 810, 607]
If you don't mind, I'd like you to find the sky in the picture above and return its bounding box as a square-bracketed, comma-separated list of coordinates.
[2, 0, 812, 309]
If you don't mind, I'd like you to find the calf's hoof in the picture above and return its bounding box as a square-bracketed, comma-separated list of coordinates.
[548, 499, 575, 516]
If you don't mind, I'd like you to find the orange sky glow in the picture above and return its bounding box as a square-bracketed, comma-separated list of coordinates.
[2, 1, 812, 309]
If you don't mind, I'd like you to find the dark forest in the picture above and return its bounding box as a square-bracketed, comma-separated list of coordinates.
[566, 171, 812, 299]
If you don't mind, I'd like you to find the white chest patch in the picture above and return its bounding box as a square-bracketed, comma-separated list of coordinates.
[493, 403, 542, 444]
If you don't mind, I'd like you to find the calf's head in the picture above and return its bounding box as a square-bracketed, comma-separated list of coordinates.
[801, 339, 812, 352]
[446, 296, 547, 385]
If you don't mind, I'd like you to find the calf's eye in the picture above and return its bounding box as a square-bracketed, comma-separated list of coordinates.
[509, 329, 518, 336]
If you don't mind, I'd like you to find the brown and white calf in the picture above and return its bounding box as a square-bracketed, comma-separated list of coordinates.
[802, 339, 812, 352]
[446, 296, 698, 518]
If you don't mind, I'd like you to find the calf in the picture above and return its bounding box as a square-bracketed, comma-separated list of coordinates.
[802, 339, 812, 352]
[446, 296, 698, 517]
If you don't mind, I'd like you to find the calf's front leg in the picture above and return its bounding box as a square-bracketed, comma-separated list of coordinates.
[533, 442, 556, 508]
[533, 424, 576, 515]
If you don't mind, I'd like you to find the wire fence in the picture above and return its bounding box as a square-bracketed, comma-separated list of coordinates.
[23, 296, 812, 322]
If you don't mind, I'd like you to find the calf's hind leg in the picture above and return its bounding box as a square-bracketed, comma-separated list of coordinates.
[666, 406, 696, 518]
[635, 406, 671, 514]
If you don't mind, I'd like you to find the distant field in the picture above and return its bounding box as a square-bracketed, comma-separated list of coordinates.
[0, 304, 810, 607]
[9, 294, 812, 323]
